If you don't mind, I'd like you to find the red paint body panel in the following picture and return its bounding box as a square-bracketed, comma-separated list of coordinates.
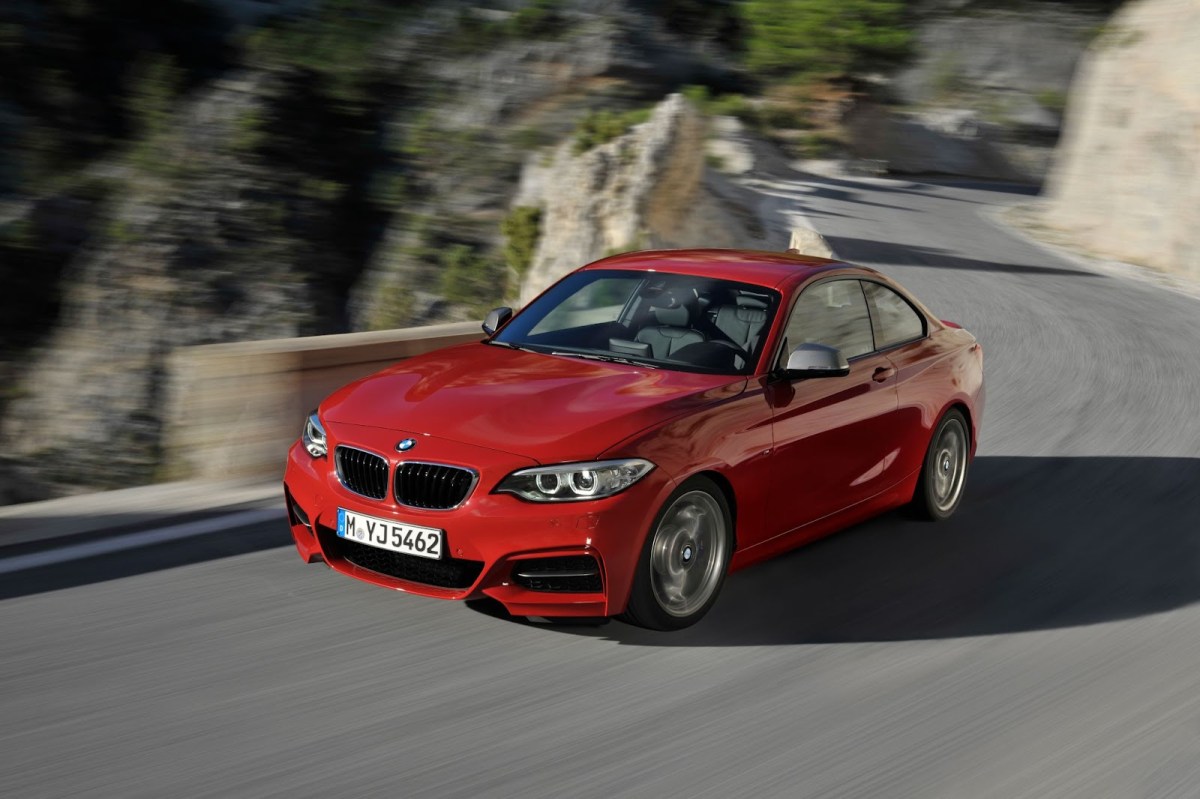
[283, 249, 984, 619]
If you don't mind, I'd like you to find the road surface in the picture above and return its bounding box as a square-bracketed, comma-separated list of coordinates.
[3, 174, 1199, 798]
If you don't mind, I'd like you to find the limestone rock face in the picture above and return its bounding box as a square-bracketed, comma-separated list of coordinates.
[1041, 0, 1200, 281]
[517, 94, 761, 304]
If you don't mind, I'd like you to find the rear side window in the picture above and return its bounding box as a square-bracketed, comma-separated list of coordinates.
[863, 282, 925, 348]
[783, 279, 875, 360]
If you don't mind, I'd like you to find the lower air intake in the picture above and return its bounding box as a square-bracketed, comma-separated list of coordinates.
[513, 555, 603, 593]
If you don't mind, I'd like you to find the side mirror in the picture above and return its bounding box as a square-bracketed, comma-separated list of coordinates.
[482, 306, 513, 336]
[783, 342, 850, 378]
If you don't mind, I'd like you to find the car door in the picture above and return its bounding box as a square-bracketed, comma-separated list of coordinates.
[860, 279, 936, 481]
[765, 278, 903, 540]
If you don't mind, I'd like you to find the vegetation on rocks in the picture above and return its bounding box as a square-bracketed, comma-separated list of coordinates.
[572, 108, 655, 154]
[741, 0, 913, 81]
[501, 207, 543, 279]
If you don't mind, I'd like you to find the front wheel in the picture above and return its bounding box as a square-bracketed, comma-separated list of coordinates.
[911, 408, 970, 521]
[622, 476, 733, 631]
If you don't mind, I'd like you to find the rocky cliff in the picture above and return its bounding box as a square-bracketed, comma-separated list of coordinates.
[516, 94, 765, 303]
[847, 3, 1108, 181]
[349, 6, 738, 329]
[0, 2, 741, 499]
[1040, 0, 1200, 281]
[1, 74, 344, 496]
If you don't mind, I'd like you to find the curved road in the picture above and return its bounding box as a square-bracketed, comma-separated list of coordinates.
[4, 175, 1200, 798]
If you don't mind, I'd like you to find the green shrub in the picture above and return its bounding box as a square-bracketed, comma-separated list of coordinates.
[126, 54, 183, 140]
[681, 85, 759, 124]
[245, 0, 407, 108]
[440, 244, 505, 305]
[510, 126, 556, 152]
[449, 0, 568, 53]
[930, 53, 969, 99]
[741, 0, 912, 81]
[299, 177, 344, 203]
[573, 107, 653, 154]
[681, 84, 710, 106]
[1035, 89, 1068, 114]
[0, 218, 34, 250]
[508, 0, 567, 38]
[368, 172, 408, 212]
[793, 131, 842, 158]
[230, 107, 267, 153]
[500, 206, 542, 277]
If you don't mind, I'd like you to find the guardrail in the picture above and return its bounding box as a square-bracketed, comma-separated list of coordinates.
[164, 321, 482, 481]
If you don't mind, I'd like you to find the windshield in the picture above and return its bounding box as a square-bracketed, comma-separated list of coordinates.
[493, 269, 780, 375]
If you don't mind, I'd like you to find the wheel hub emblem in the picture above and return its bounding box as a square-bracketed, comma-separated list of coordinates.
[397, 438, 417, 452]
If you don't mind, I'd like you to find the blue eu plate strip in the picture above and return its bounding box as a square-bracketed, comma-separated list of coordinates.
[337, 508, 346, 537]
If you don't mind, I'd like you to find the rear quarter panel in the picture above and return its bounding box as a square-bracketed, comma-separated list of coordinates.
[887, 327, 984, 481]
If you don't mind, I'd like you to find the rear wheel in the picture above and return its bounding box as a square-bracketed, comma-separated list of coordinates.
[622, 476, 732, 631]
[911, 408, 970, 521]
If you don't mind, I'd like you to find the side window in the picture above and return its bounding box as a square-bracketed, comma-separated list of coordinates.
[863, 282, 925, 348]
[782, 279, 875, 361]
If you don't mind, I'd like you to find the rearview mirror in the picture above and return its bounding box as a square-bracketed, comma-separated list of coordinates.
[784, 342, 850, 378]
[482, 306, 513, 336]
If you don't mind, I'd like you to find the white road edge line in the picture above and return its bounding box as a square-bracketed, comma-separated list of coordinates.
[0, 506, 285, 575]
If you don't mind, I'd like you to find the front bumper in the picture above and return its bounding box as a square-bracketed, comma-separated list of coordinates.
[282, 426, 673, 618]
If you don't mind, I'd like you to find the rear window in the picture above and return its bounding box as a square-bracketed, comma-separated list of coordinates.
[863, 281, 926, 348]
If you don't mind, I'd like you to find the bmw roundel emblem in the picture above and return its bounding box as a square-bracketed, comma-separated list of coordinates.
[396, 438, 417, 452]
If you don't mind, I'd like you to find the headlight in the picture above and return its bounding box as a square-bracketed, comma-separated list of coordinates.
[495, 459, 654, 502]
[302, 411, 327, 458]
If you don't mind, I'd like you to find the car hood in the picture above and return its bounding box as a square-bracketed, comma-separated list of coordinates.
[321, 343, 747, 463]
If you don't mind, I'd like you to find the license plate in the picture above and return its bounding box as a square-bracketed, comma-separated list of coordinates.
[337, 508, 443, 560]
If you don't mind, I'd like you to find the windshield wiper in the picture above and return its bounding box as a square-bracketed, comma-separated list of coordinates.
[550, 351, 659, 369]
[487, 340, 543, 354]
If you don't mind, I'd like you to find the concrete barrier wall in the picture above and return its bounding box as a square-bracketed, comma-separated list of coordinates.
[164, 322, 482, 481]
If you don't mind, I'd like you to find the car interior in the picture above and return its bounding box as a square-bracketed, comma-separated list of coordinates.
[505, 274, 778, 375]
[612, 282, 775, 372]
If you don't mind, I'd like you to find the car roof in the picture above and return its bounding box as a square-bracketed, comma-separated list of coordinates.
[579, 248, 867, 289]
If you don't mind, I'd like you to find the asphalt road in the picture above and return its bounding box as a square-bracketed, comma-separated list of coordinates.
[4, 175, 1200, 798]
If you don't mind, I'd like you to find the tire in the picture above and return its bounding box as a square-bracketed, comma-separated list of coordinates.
[621, 475, 733, 631]
[911, 408, 970, 521]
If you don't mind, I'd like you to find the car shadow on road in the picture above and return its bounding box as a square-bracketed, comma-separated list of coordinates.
[535, 456, 1200, 646]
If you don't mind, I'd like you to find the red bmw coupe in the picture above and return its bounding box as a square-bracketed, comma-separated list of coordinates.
[283, 249, 984, 630]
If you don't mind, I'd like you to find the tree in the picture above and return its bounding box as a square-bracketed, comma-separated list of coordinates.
[741, 0, 912, 81]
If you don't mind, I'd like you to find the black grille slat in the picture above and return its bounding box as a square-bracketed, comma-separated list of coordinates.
[335, 446, 388, 500]
[513, 556, 603, 593]
[394, 462, 475, 509]
[327, 529, 483, 589]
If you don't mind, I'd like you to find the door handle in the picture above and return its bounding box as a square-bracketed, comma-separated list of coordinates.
[872, 366, 896, 383]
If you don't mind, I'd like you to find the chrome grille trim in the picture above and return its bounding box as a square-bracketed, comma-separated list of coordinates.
[335, 445, 389, 501]
[393, 461, 478, 510]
